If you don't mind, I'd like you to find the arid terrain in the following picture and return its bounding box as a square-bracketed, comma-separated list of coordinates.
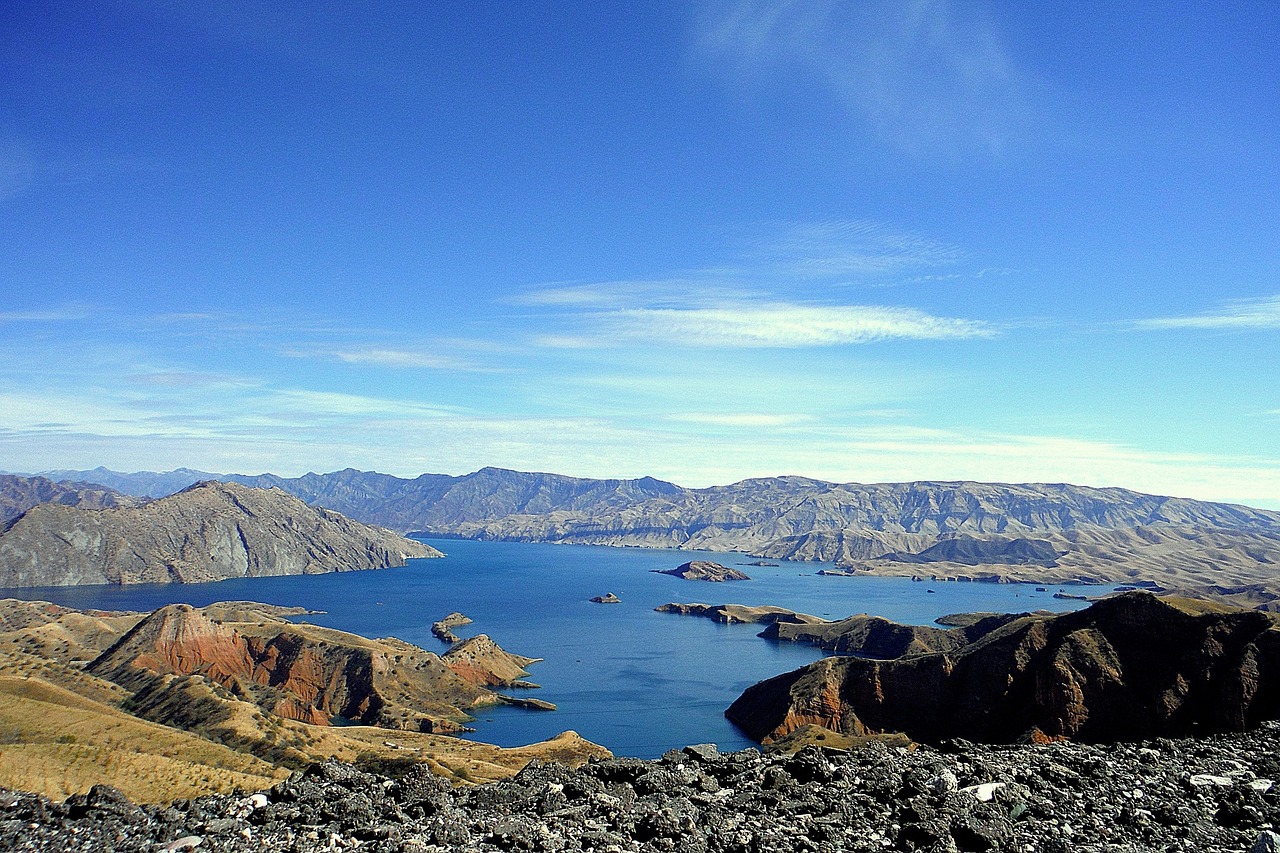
[0, 598, 607, 803]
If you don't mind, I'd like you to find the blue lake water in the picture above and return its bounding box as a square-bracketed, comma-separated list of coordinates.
[0, 539, 1112, 757]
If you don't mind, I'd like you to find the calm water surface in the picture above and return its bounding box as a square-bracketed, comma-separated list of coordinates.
[2, 539, 1111, 757]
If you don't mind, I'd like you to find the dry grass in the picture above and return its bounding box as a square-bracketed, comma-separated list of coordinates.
[0, 675, 286, 803]
[0, 599, 612, 801]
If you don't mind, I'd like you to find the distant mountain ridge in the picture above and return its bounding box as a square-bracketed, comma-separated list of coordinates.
[35, 465, 1280, 598]
[0, 474, 143, 525]
[0, 480, 438, 587]
[37, 467, 221, 499]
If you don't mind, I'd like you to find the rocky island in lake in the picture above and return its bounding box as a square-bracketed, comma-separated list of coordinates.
[652, 560, 750, 582]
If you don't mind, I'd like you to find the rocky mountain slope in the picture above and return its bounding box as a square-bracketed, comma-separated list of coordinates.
[43, 466, 1280, 598]
[0, 480, 438, 586]
[8, 726, 1280, 852]
[88, 602, 540, 732]
[0, 474, 141, 525]
[726, 592, 1280, 747]
[0, 598, 607, 802]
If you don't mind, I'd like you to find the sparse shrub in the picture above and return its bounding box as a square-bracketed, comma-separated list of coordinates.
[352, 751, 421, 779]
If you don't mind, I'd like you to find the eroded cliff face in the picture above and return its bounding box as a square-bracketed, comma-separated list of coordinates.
[0, 480, 440, 587]
[727, 592, 1280, 746]
[87, 603, 520, 732]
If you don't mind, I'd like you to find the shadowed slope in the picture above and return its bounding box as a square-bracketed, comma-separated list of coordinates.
[727, 592, 1280, 745]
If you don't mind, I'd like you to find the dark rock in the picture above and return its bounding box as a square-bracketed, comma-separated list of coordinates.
[10, 723, 1280, 851]
[729, 592, 1280, 746]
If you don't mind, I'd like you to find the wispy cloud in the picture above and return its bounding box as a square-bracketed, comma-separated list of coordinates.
[0, 306, 93, 323]
[269, 389, 458, 419]
[0, 138, 36, 201]
[514, 279, 747, 309]
[283, 346, 489, 372]
[1136, 294, 1280, 330]
[539, 302, 992, 349]
[666, 412, 815, 427]
[696, 0, 1028, 157]
[746, 220, 965, 278]
[516, 221, 991, 349]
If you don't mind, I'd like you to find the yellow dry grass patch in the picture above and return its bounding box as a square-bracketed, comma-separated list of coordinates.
[0, 675, 286, 803]
[292, 724, 609, 784]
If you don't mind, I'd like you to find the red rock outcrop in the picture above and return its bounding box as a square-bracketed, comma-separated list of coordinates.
[441, 634, 539, 687]
[88, 603, 496, 731]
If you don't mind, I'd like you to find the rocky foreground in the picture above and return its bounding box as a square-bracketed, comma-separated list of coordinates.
[8, 724, 1280, 852]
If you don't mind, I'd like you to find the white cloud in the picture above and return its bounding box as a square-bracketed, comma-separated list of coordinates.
[0, 307, 93, 323]
[268, 389, 458, 419]
[1136, 294, 1280, 330]
[748, 220, 965, 278]
[666, 412, 815, 427]
[590, 302, 992, 347]
[283, 346, 484, 371]
[696, 0, 1028, 157]
[514, 279, 748, 309]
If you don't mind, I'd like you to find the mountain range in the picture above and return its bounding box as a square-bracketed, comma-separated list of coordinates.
[30, 465, 1280, 600]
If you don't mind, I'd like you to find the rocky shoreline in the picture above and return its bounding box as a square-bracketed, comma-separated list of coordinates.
[8, 723, 1280, 852]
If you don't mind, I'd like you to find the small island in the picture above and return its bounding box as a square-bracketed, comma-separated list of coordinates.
[431, 611, 473, 644]
[651, 560, 750, 582]
[590, 592, 622, 604]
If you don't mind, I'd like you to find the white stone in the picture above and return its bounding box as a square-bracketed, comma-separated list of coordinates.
[1189, 774, 1234, 787]
[960, 782, 1006, 802]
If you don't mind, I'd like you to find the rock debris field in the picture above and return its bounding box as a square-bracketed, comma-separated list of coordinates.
[8, 724, 1280, 852]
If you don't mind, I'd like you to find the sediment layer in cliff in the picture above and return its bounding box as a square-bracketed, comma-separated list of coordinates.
[88, 602, 531, 732]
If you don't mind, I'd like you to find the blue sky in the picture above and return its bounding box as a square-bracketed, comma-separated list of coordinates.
[3, 1, 1280, 507]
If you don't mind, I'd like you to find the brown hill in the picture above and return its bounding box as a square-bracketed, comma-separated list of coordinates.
[0, 480, 439, 586]
[0, 599, 608, 801]
[761, 611, 1026, 657]
[726, 592, 1280, 746]
[87, 603, 531, 732]
[441, 634, 540, 688]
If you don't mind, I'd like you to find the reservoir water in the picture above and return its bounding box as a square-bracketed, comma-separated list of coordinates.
[1, 539, 1112, 757]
